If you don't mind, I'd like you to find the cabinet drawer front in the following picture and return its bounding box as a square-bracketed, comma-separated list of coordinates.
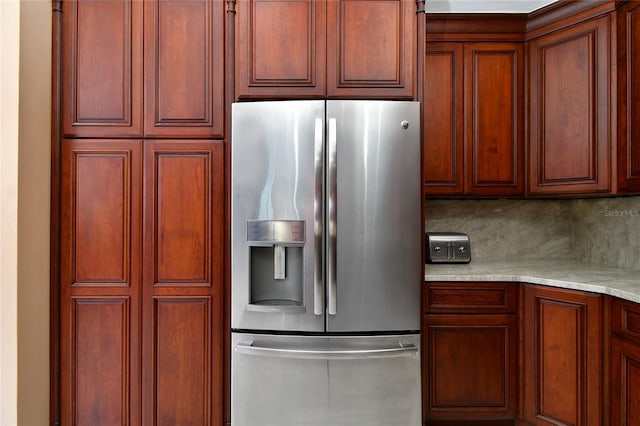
[612, 298, 640, 346]
[425, 282, 518, 314]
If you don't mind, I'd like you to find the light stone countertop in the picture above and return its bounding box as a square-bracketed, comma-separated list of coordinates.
[425, 259, 640, 304]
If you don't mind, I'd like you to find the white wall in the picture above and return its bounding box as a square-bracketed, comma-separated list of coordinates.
[0, 1, 21, 424]
[0, 1, 50, 425]
[0, 0, 20, 426]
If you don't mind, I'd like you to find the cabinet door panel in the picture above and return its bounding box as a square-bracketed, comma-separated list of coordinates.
[60, 140, 142, 426]
[235, 0, 327, 99]
[143, 142, 223, 286]
[60, 139, 142, 288]
[528, 17, 611, 195]
[423, 43, 464, 195]
[611, 337, 640, 426]
[465, 43, 524, 196]
[327, 0, 415, 99]
[144, 0, 224, 137]
[67, 298, 132, 426]
[62, 0, 143, 137]
[522, 286, 603, 426]
[618, 3, 640, 193]
[154, 297, 212, 426]
[424, 315, 518, 421]
[142, 141, 224, 426]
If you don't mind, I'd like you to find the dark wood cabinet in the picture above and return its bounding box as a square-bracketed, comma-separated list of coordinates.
[610, 337, 640, 426]
[528, 15, 612, 196]
[59, 139, 226, 425]
[59, 0, 227, 422]
[235, 0, 327, 99]
[616, 1, 640, 193]
[326, 0, 415, 99]
[423, 282, 519, 423]
[423, 43, 464, 195]
[610, 297, 640, 426]
[424, 42, 524, 196]
[62, 0, 225, 138]
[522, 285, 603, 426]
[62, 0, 143, 137]
[143, 0, 225, 138]
[141, 141, 225, 425]
[235, 0, 416, 100]
[60, 139, 143, 424]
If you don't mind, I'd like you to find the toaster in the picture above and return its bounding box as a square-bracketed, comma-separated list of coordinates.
[426, 232, 471, 264]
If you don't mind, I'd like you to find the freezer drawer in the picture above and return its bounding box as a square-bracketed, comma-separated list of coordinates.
[231, 333, 422, 426]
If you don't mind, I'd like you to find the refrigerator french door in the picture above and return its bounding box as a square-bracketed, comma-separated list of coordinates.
[231, 100, 421, 426]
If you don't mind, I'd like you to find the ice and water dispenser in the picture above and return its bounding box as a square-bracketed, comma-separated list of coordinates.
[246, 220, 305, 309]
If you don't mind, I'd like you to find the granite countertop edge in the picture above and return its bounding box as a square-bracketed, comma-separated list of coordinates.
[424, 259, 640, 304]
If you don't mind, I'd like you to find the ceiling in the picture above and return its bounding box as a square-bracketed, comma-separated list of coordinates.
[428, 0, 560, 13]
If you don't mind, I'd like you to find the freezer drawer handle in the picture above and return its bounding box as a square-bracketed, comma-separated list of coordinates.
[234, 340, 418, 360]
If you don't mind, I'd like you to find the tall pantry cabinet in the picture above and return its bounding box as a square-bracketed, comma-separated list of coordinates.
[58, 0, 225, 424]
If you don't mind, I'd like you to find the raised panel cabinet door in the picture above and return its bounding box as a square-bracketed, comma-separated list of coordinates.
[142, 141, 224, 426]
[235, 0, 327, 99]
[423, 43, 464, 196]
[62, 0, 143, 137]
[60, 139, 143, 425]
[327, 0, 415, 99]
[611, 337, 640, 426]
[465, 42, 524, 196]
[617, 2, 640, 193]
[143, 0, 224, 137]
[423, 315, 518, 421]
[522, 285, 603, 426]
[528, 16, 611, 195]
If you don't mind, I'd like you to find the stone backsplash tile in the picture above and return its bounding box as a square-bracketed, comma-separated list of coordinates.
[570, 197, 640, 270]
[425, 197, 640, 270]
[426, 199, 573, 261]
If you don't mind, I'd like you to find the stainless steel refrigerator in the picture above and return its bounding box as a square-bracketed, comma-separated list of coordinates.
[231, 100, 422, 426]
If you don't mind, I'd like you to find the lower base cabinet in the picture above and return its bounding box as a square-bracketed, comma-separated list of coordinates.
[610, 337, 640, 426]
[423, 282, 519, 424]
[423, 282, 609, 426]
[521, 285, 603, 426]
[610, 297, 640, 426]
[423, 315, 518, 422]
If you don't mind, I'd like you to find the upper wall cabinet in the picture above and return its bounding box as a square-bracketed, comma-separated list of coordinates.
[235, 0, 327, 98]
[235, 0, 416, 100]
[62, 0, 225, 139]
[423, 43, 464, 195]
[617, 1, 640, 193]
[143, 0, 224, 138]
[424, 42, 524, 196]
[62, 0, 143, 137]
[528, 15, 612, 196]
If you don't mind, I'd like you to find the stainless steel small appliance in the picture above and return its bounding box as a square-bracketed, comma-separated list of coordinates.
[426, 232, 471, 263]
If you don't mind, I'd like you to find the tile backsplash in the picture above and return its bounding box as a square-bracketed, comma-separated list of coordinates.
[426, 197, 640, 270]
[571, 197, 640, 270]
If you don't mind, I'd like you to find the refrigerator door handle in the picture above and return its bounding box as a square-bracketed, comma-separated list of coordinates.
[234, 340, 418, 360]
[327, 117, 337, 316]
[314, 118, 324, 316]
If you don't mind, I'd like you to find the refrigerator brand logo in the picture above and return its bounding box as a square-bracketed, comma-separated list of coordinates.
[603, 209, 640, 217]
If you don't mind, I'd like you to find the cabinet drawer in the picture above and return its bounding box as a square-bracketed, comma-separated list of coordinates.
[424, 282, 518, 314]
[611, 297, 640, 346]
